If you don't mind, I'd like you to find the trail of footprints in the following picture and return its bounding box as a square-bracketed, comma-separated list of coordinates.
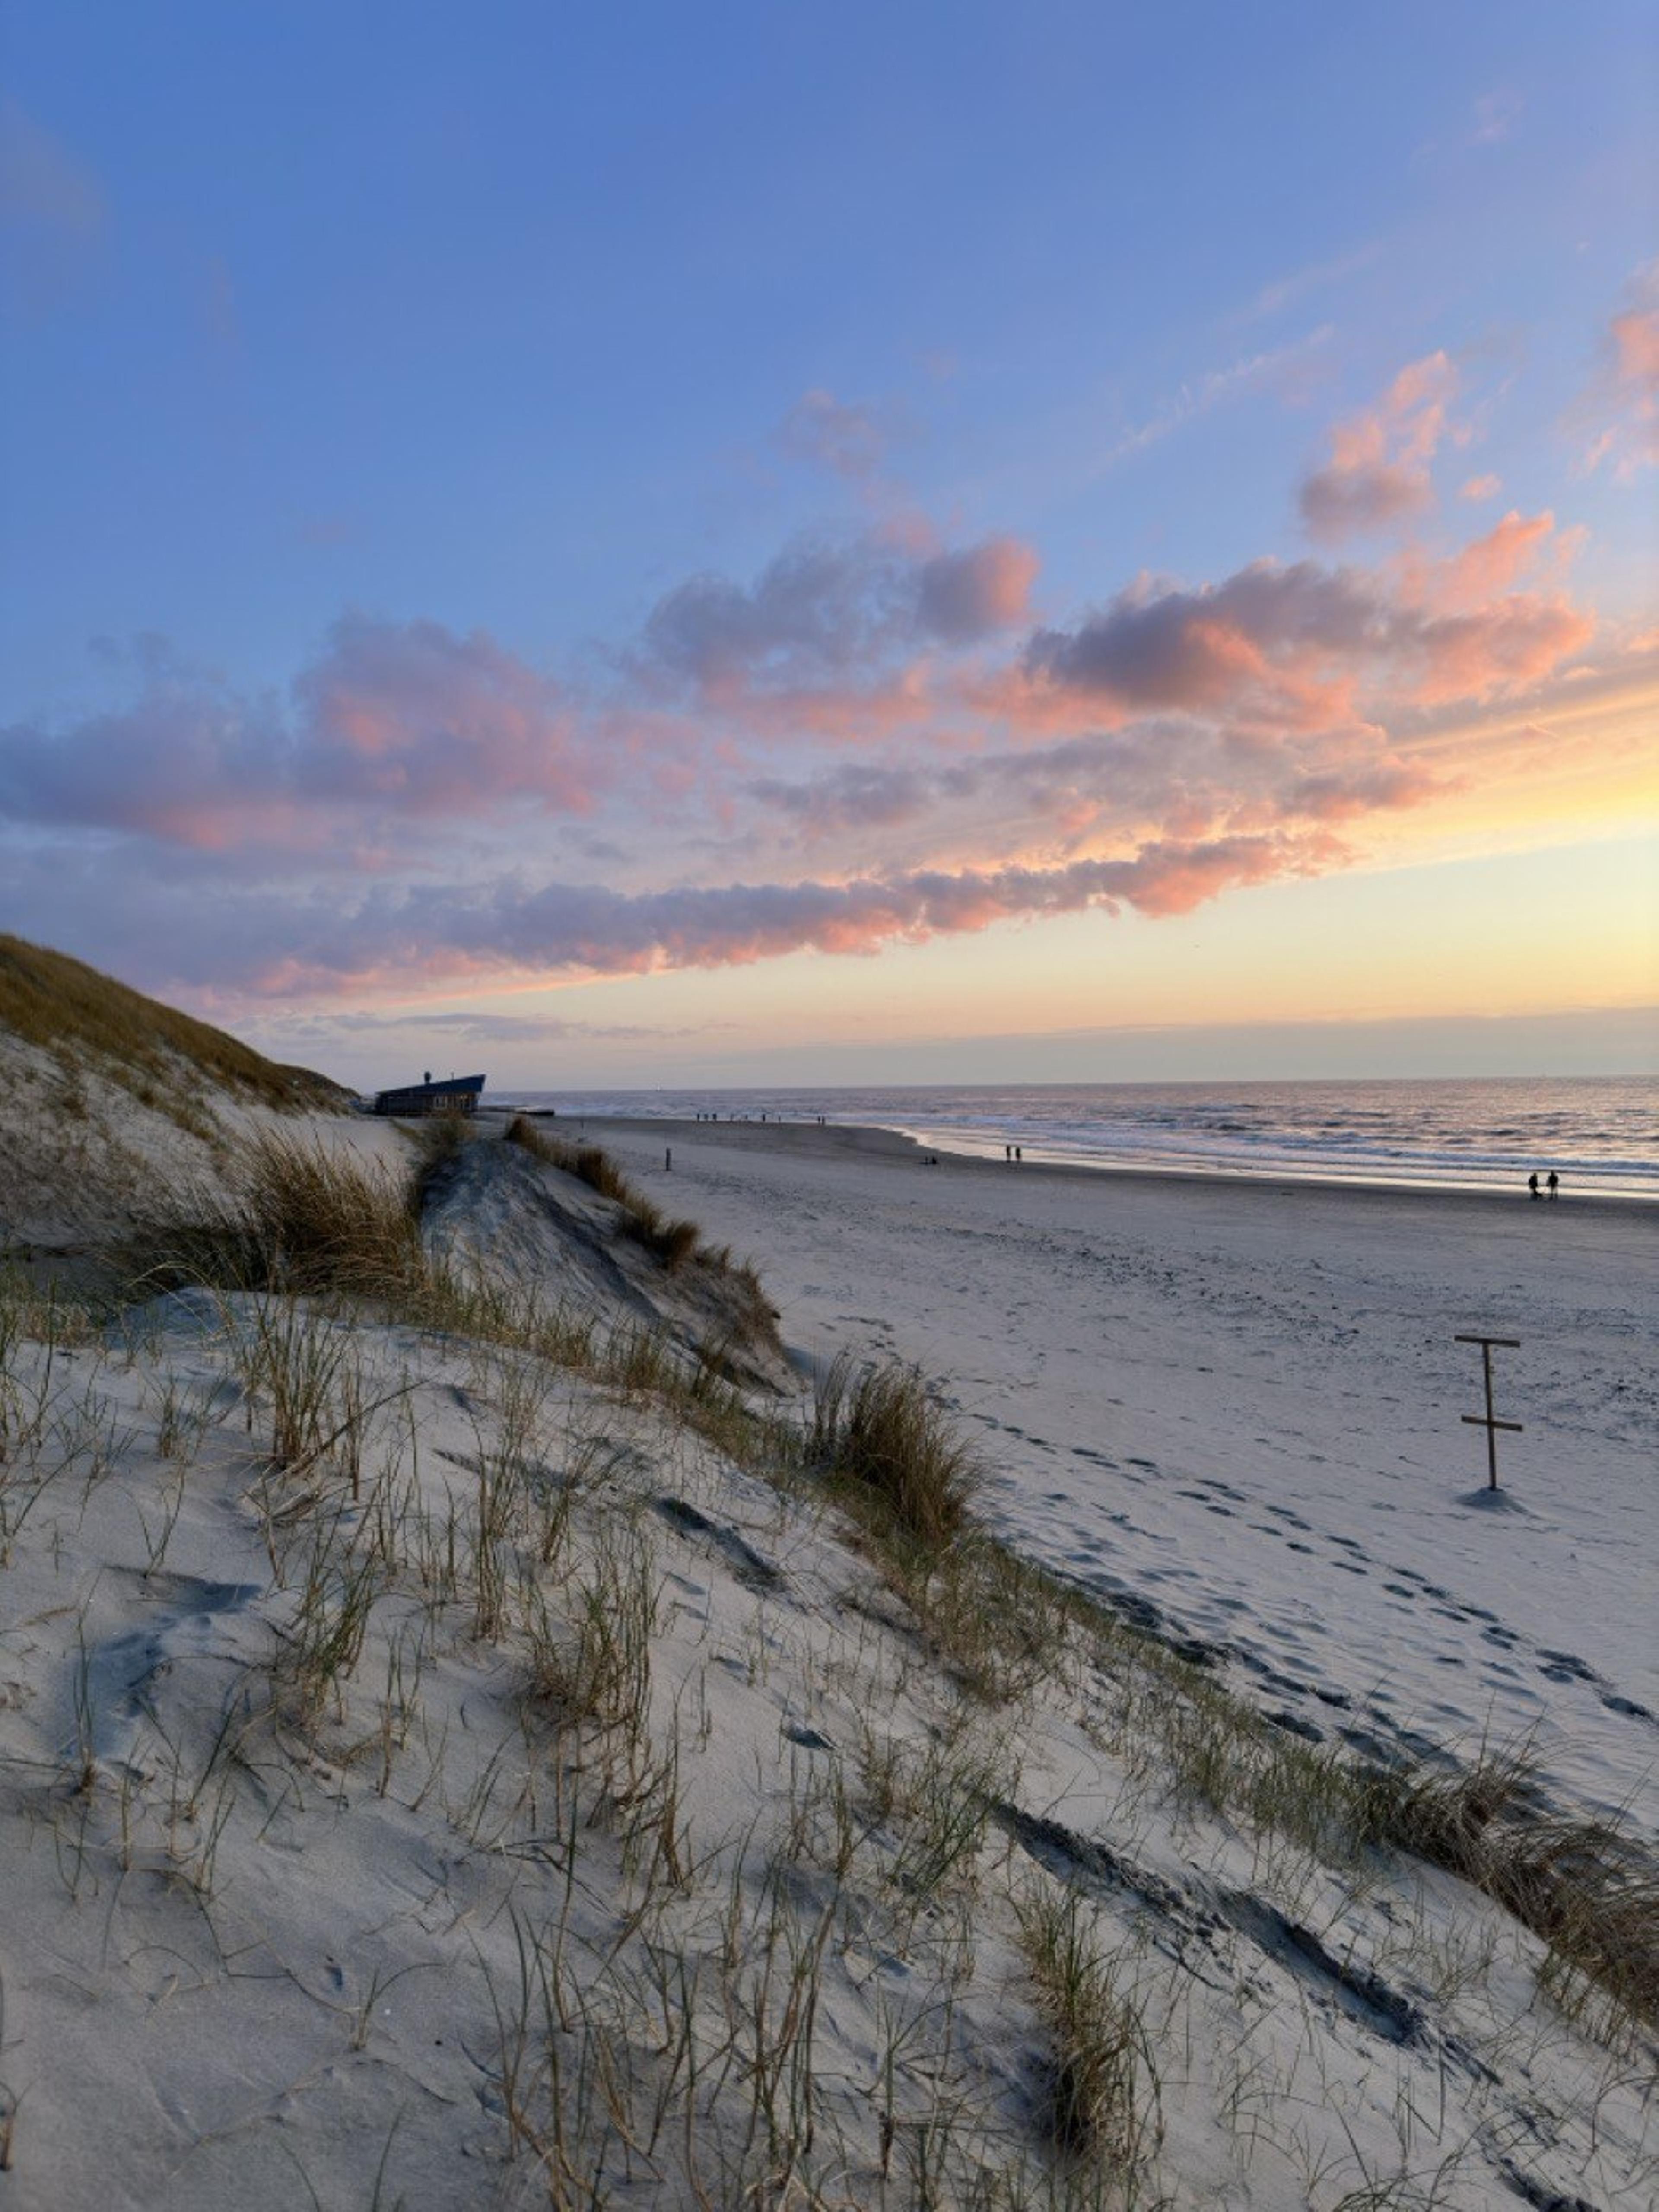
[970, 1413, 1656, 1752]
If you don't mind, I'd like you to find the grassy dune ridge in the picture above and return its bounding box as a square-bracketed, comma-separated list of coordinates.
[0, 933, 346, 1124]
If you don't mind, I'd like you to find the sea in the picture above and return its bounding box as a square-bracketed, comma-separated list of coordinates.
[488, 1075, 1659, 1202]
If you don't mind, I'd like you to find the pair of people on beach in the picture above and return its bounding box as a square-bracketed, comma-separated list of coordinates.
[1527, 1171, 1560, 1200]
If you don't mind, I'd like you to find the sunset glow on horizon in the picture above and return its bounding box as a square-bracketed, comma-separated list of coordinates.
[2, 4, 1654, 1087]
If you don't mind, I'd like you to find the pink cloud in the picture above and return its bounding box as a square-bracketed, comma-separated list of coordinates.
[294, 614, 591, 810]
[1459, 473, 1502, 502]
[250, 835, 1351, 995]
[1299, 352, 1459, 542]
[1429, 508, 1557, 606]
[1022, 561, 1374, 731]
[461, 833, 1344, 972]
[1612, 303, 1659, 386]
[0, 614, 600, 850]
[1402, 598, 1594, 705]
[1020, 514, 1592, 737]
[1583, 274, 1659, 479]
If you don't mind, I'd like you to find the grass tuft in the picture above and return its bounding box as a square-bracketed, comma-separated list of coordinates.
[143, 1131, 424, 1300]
[1356, 1747, 1659, 2027]
[810, 1351, 978, 1550]
[1017, 1886, 1157, 2170]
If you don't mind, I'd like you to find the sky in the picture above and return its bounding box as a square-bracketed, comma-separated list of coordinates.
[1, 1, 1656, 1090]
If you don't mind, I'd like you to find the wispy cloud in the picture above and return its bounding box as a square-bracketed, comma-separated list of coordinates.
[264, 1005, 681, 1047]
[1237, 243, 1381, 326]
[1102, 326, 1334, 467]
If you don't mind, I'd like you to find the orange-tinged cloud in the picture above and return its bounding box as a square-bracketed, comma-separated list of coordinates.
[1433, 509, 1557, 604]
[1581, 267, 1659, 478]
[1299, 351, 1459, 542]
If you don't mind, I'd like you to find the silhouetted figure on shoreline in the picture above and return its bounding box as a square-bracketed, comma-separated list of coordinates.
[1528, 1173, 1541, 1200]
[1547, 1170, 1560, 1200]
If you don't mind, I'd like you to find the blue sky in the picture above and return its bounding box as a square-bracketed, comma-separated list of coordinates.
[2, 2, 1654, 1084]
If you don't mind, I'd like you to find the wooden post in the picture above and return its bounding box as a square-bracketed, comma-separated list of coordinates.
[1454, 1334, 1522, 1489]
[665, 1147, 672, 1172]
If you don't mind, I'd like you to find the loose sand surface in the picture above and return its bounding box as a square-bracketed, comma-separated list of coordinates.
[569, 1114, 1659, 1836]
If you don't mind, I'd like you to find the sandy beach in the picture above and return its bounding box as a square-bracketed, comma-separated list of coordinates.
[556, 1112, 1659, 1836]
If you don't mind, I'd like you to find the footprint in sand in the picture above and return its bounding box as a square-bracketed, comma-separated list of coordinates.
[1267, 1710, 1324, 1741]
[1537, 1648, 1595, 1680]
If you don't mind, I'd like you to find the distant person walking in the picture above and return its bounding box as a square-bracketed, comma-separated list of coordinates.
[1528, 1173, 1541, 1200]
[1547, 1170, 1560, 1200]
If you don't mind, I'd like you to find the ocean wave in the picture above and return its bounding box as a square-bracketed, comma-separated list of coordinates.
[493, 1076, 1659, 1200]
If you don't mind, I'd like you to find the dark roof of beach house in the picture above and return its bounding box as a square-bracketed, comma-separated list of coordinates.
[370, 1073, 486, 1116]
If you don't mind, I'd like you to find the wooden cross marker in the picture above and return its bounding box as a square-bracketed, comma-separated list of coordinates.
[1455, 1334, 1522, 1490]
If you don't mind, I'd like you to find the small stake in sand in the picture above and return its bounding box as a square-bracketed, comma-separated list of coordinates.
[1455, 1333, 1522, 1490]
